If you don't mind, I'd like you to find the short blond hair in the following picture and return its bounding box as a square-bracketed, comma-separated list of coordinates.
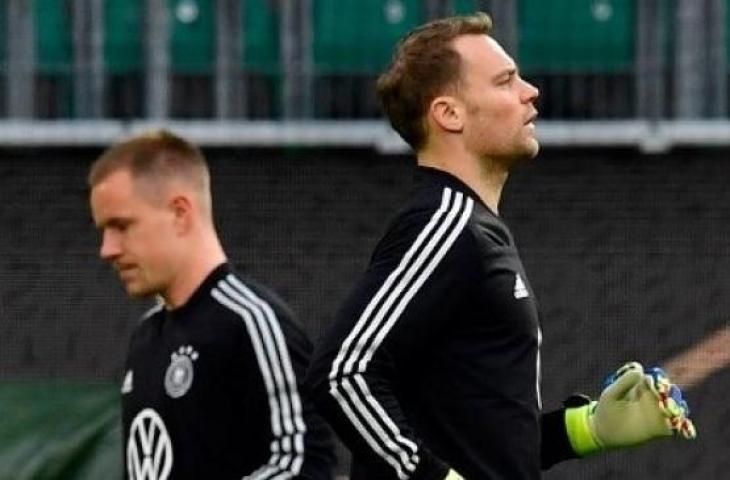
[88, 129, 212, 215]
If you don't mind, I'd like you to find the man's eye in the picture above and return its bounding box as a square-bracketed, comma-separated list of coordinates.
[110, 221, 131, 232]
[498, 74, 514, 85]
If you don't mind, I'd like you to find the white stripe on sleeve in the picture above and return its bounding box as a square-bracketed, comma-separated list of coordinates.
[328, 188, 474, 479]
[212, 276, 306, 480]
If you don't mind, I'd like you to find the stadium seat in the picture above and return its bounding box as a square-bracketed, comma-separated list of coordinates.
[169, 0, 215, 74]
[243, 0, 280, 74]
[104, 0, 143, 118]
[103, 0, 281, 118]
[518, 0, 634, 73]
[34, 0, 73, 117]
[452, 0, 481, 15]
[105, 0, 279, 75]
[35, 0, 73, 75]
[313, 0, 423, 74]
[105, 0, 143, 74]
[311, 0, 423, 118]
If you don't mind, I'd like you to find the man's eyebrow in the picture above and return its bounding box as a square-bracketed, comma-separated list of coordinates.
[96, 217, 129, 230]
[493, 66, 518, 80]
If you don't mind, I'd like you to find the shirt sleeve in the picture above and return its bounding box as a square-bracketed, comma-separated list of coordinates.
[212, 276, 329, 480]
[306, 195, 477, 480]
[541, 408, 579, 468]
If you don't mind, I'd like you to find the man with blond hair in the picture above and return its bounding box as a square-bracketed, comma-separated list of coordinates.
[89, 130, 335, 479]
[306, 12, 695, 480]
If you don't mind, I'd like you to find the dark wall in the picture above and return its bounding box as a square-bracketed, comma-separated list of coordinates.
[504, 150, 730, 479]
[0, 147, 728, 478]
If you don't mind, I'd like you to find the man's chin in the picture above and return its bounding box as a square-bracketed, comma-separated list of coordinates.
[124, 283, 156, 299]
[502, 142, 539, 170]
[513, 141, 540, 161]
[524, 136, 540, 158]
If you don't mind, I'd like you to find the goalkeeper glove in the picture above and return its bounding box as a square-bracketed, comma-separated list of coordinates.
[444, 469, 464, 480]
[564, 362, 696, 456]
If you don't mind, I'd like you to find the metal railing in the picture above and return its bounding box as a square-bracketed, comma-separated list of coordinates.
[1, 0, 729, 151]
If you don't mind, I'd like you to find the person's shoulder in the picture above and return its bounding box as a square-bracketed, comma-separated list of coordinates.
[371, 184, 485, 268]
[409, 172, 512, 251]
[406, 188, 514, 261]
[382, 183, 472, 239]
[209, 271, 312, 351]
[210, 271, 298, 325]
[466, 203, 513, 250]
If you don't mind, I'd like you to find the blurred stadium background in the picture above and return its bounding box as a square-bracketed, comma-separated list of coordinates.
[0, 0, 729, 478]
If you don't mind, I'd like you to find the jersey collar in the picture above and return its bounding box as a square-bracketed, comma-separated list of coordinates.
[414, 166, 498, 217]
[167, 262, 231, 318]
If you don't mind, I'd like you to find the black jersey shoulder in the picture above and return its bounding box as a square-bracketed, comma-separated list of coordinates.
[466, 202, 514, 249]
[130, 264, 302, 336]
[226, 272, 299, 326]
[207, 266, 315, 358]
[373, 167, 514, 262]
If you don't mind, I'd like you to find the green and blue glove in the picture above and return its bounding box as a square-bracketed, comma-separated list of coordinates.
[565, 362, 696, 456]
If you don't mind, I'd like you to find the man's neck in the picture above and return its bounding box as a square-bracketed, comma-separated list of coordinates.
[418, 149, 509, 215]
[163, 233, 227, 310]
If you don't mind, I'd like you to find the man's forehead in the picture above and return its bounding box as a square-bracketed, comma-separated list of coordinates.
[452, 34, 516, 73]
[92, 167, 135, 193]
[91, 186, 131, 224]
[91, 170, 153, 216]
[93, 168, 165, 203]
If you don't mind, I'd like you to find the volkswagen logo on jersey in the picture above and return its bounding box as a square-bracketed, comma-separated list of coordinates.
[164, 345, 199, 398]
[127, 408, 173, 480]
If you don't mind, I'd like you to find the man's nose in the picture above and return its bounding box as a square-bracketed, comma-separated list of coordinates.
[522, 78, 539, 102]
[99, 230, 121, 261]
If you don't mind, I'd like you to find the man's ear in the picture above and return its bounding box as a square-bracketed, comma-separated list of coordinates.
[429, 96, 464, 134]
[169, 195, 194, 234]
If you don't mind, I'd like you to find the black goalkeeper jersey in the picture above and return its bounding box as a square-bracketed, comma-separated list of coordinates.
[121, 263, 335, 480]
[306, 167, 575, 480]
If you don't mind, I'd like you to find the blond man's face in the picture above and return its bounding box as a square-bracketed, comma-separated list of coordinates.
[90, 169, 179, 299]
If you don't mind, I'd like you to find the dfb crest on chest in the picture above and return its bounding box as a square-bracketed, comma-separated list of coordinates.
[164, 345, 199, 398]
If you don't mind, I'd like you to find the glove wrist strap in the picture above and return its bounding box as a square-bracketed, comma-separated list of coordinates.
[565, 402, 602, 456]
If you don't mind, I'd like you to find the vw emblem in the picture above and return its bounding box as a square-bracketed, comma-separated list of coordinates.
[127, 408, 173, 480]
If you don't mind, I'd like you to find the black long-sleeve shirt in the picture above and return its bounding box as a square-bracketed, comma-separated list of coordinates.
[122, 263, 335, 480]
[306, 167, 575, 479]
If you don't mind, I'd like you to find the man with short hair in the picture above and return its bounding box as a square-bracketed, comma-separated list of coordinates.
[306, 12, 695, 480]
[89, 130, 335, 479]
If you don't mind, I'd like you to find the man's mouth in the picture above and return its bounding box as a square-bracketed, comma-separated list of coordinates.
[116, 264, 136, 278]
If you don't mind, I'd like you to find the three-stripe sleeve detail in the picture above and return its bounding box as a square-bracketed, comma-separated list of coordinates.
[327, 187, 474, 480]
[212, 275, 306, 480]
